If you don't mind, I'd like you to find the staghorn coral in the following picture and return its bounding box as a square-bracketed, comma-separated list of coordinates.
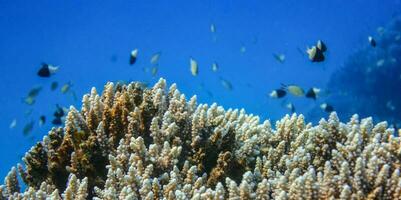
[1, 78, 401, 199]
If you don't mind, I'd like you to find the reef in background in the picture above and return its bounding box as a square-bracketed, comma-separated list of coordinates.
[1, 78, 401, 199]
[309, 16, 401, 127]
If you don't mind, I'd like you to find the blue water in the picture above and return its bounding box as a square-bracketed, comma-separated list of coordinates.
[0, 0, 400, 179]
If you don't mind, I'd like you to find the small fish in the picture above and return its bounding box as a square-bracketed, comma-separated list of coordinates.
[150, 52, 161, 65]
[61, 82, 72, 94]
[368, 36, 376, 47]
[220, 78, 233, 91]
[377, 26, 385, 35]
[37, 63, 59, 77]
[190, 58, 198, 76]
[39, 115, 46, 126]
[52, 117, 62, 125]
[273, 53, 285, 63]
[50, 81, 58, 91]
[386, 101, 396, 111]
[27, 86, 42, 98]
[54, 104, 65, 118]
[316, 40, 327, 52]
[283, 84, 305, 97]
[129, 49, 138, 65]
[307, 46, 325, 62]
[23, 96, 36, 105]
[25, 109, 33, 117]
[210, 23, 216, 33]
[296, 47, 306, 56]
[71, 91, 78, 102]
[23, 121, 34, 136]
[286, 103, 295, 113]
[212, 62, 218, 72]
[395, 34, 401, 41]
[376, 59, 385, 67]
[269, 89, 286, 98]
[305, 87, 321, 100]
[151, 66, 158, 76]
[110, 54, 118, 62]
[9, 119, 17, 129]
[240, 46, 246, 54]
[320, 103, 334, 113]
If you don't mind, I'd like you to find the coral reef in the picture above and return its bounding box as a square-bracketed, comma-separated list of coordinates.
[309, 15, 401, 126]
[1, 78, 401, 199]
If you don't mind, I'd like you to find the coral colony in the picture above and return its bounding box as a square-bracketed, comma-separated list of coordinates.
[1, 79, 401, 199]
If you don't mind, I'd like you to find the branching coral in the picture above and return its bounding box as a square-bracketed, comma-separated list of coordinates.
[1, 78, 401, 199]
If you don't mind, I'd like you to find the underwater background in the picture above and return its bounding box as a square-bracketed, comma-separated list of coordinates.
[0, 0, 401, 180]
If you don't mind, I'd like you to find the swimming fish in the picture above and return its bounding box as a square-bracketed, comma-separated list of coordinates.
[52, 105, 65, 125]
[23, 96, 36, 105]
[368, 36, 376, 47]
[129, 49, 138, 65]
[23, 85, 42, 105]
[283, 84, 305, 97]
[377, 59, 385, 67]
[273, 53, 286, 63]
[305, 87, 321, 100]
[151, 66, 158, 76]
[286, 103, 295, 113]
[37, 63, 59, 77]
[53, 104, 65, 118]
[377, 26, 385, 35]
[39, 115, 46, 126]
[28, 86, 42, 98]
[240, 46, 246, 54]
[316, 40, 327, 52]
[220, 78, 233, 91]
[320, 103, 334, 113]
[50, 81, 58, 91]
[52, 117, 62, 125]
[190, 58, 198, 76]
[150, 52, 161, 65]
[212, 62, 218, 72]
[269, 89, 286, 98]
[9, 119, 17, 129]
[386, 101, 396, 111]
[61, 82, 72, 94]
[210, 23, 216, 33]
[23, 121, 34, 136]
[307, 40, 327, 62]
[307, 46, 325, 62]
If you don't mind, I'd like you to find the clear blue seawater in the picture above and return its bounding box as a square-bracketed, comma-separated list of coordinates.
[0, 0, 400, 179]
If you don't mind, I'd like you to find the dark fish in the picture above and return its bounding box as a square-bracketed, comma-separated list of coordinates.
[129, 49, 138, 65]
[50, 81, 58, 91]
[39, 115, 46, 126]
[307, 46, 325, 62]
[273, 53, 285, 63]
[368, 36, 376, 47]
[307, 40, 327, 62]
[54, 104, 65, 118]
[316, 40, 327, 52]
[52, 117, 62, 125]
[286, 103, 295, 113]
[305, 87, 321, 100]
[269, 89, 286, 98]
[23, 121, 34, 136]
[320, 103, 334, 113]
[37, 63, 59, 77]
